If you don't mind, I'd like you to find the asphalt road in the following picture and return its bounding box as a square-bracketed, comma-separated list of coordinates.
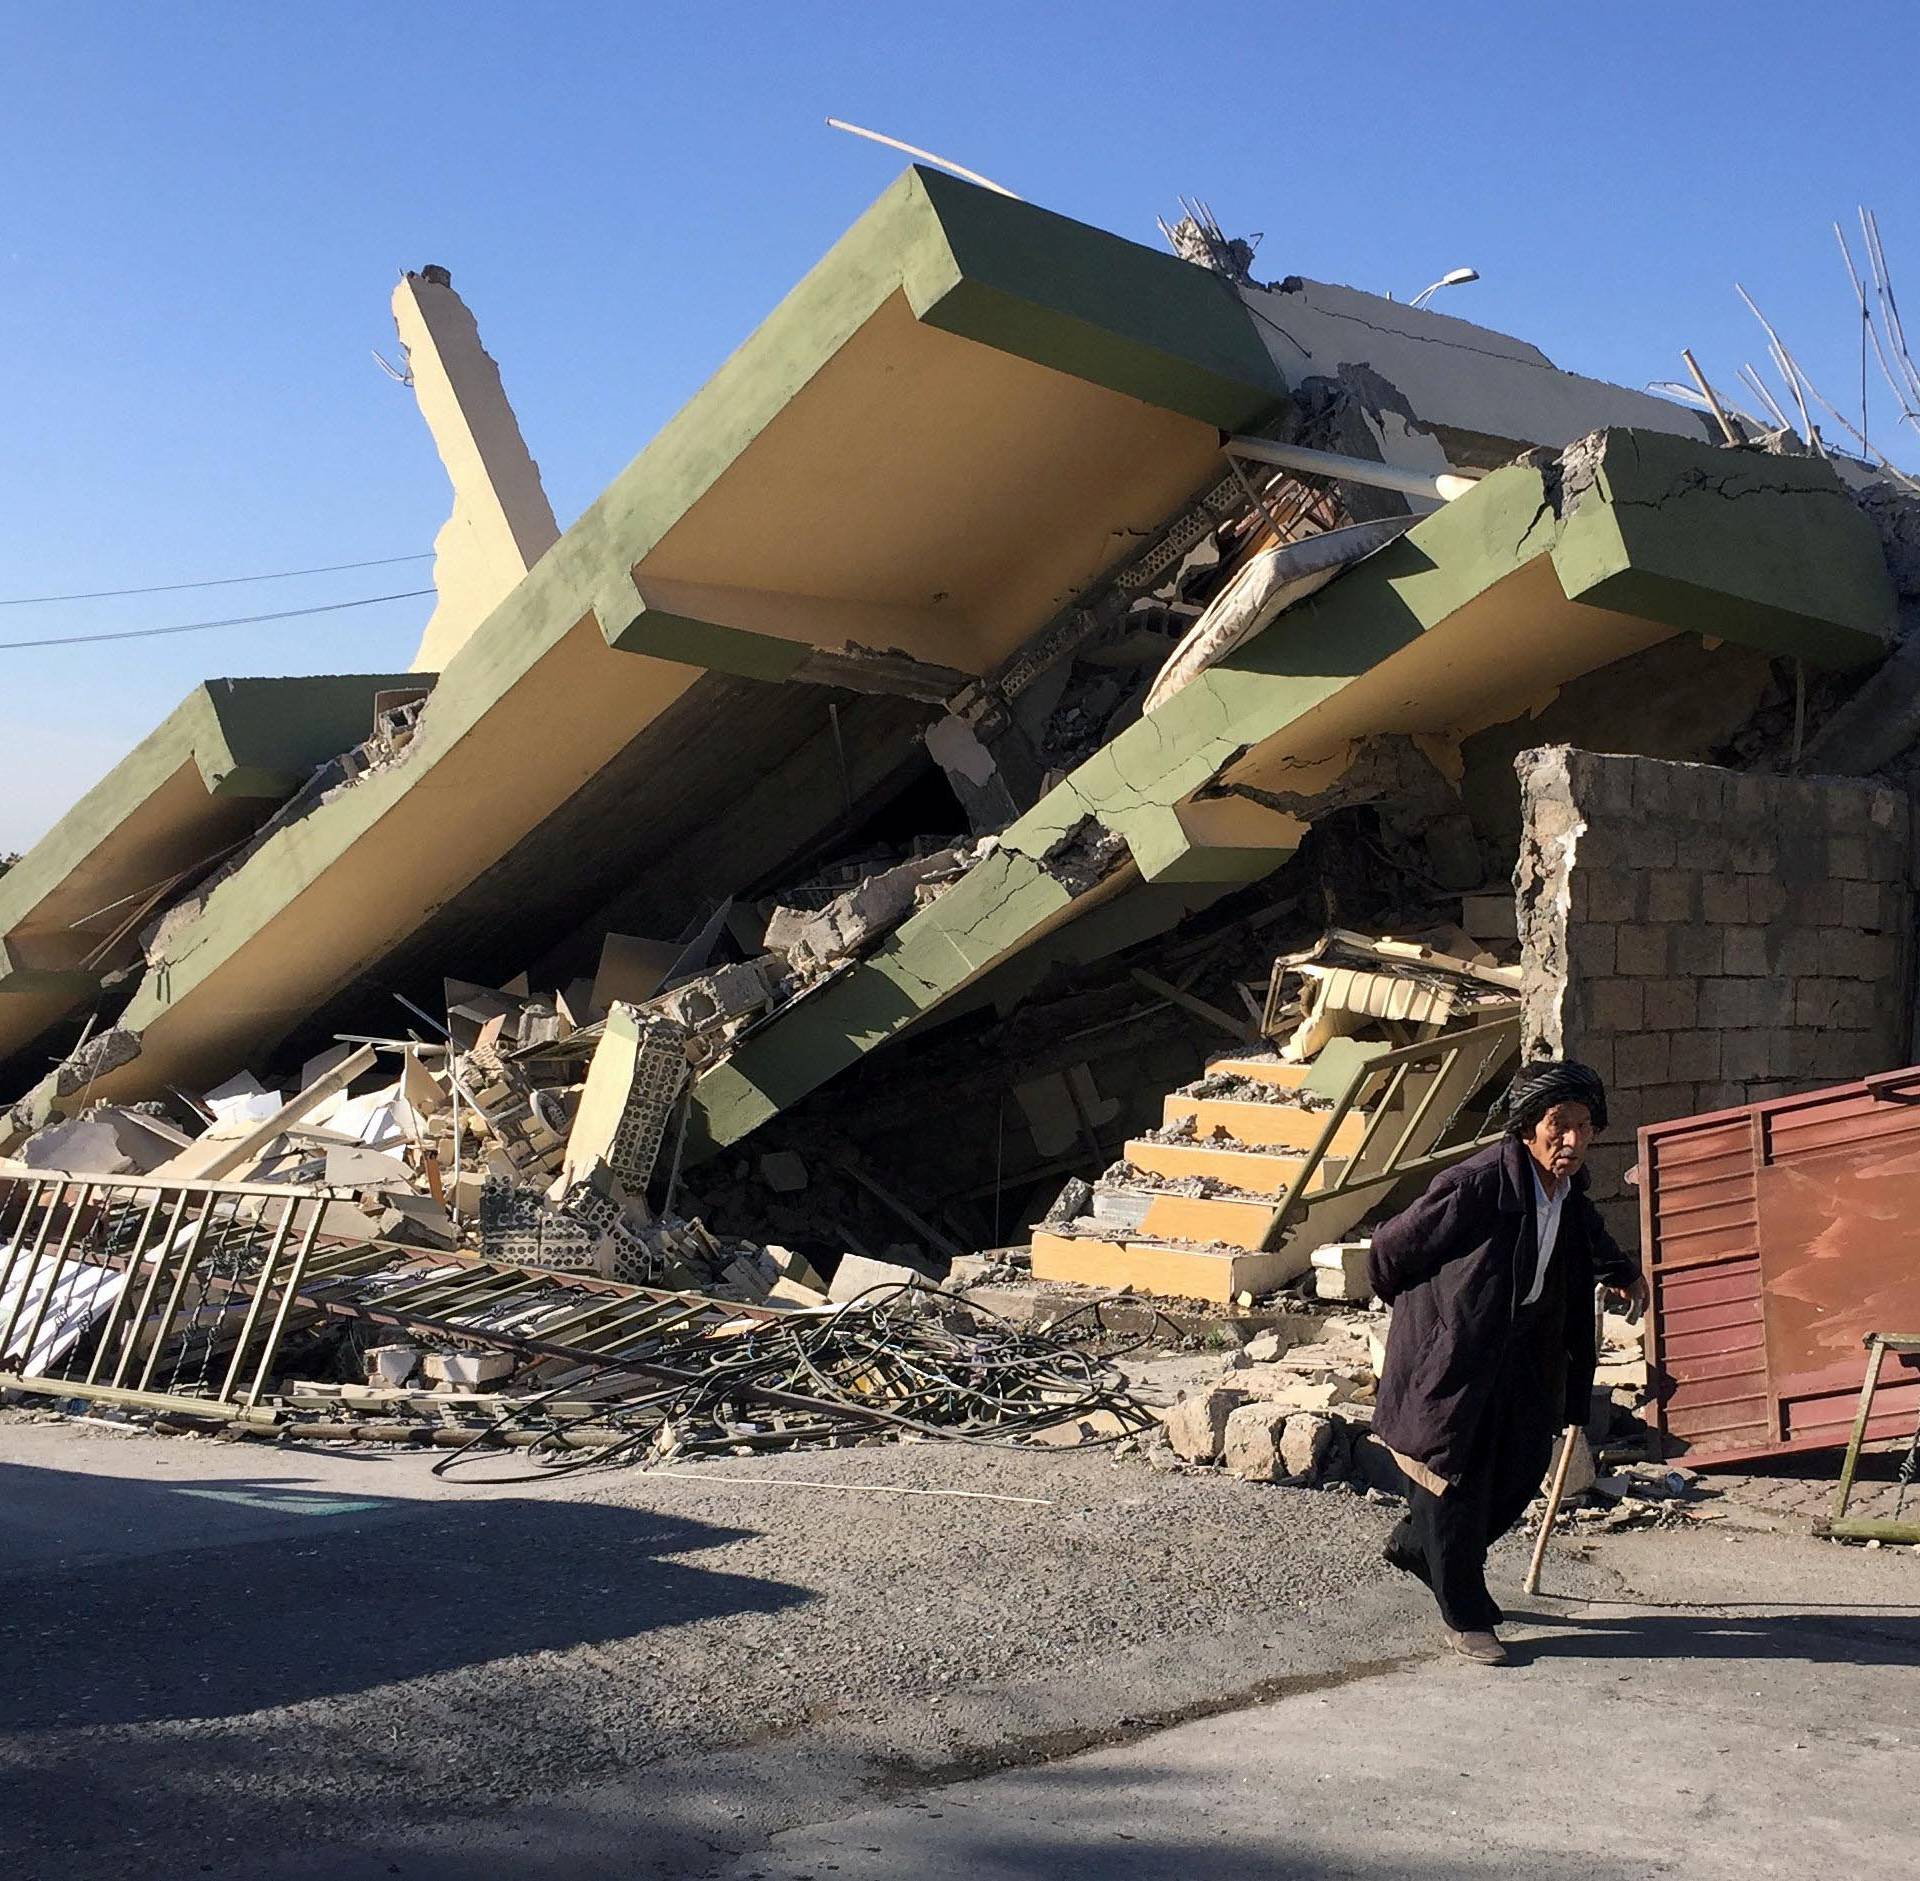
[1, 1416, 1912, 1880]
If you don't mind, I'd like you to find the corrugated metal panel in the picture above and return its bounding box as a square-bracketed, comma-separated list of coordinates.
[1643, 1069, 1920, 1463]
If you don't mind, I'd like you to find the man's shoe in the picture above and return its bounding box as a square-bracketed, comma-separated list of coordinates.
[1445, 1628, 1510, 1666]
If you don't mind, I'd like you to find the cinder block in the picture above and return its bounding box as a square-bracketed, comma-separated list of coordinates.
[1671, 925, 1725, 977]
[1639, 1084, 1698, 1128]
[1586, 755, 1636, 815]
[1789, 882, 1841, 926]
[1840, 882, 1883, 933]
[1631, 762, 1676, 816]
[1772, 1029, 1821, 1080]
[1584, 978, 1645, 1031]
[1635, 828, 1678, 869]
[1584, 871, 1640, 924]
[1814, 1031, 1880, 1082]
[1730, 773, 1775, 822]
[1834, 980, 1892, 1030]
[1780, 930, 1832, 977]
[1572, 1036, 1615, 1089]
[1667, 1030, 1721, 1081]
[1828, 835, 1871, 880]
[1729, 836, 1777, 875]
[1597, 1196, 1640, 1253]
[1792, 979, 1845, 1028]
[1616, 925, 1670, 976]
[1841, 930, 1900, 982]
[1701, 875, 1748, 925]
[1823, 787, 1870, 833]
[1698, 980, 1750, 1030]
[1745, 875, 1790, 923]
[1646, 872, 1698, 923]
[1867, 784, 1908, 836]
[1674, 827, 1727, 871]
[1573, 923, 1617, 977]
[1721, 927, 1773, 977]
[1643, 978, 1699, 1030]
[1614, 1032, 1671, 1089]
[1676, 765, 1730, 821]
[1721, 1031, 1773, 1083]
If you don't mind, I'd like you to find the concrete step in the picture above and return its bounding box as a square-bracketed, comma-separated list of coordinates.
[1113, 1189, 1284, 1249]
[1201, 1055, 1311, 1091]
[1030, 1229, 1305, 1304]
[1121, 1138, 1312, 1191]
[1162, 1095, 1368, 1154]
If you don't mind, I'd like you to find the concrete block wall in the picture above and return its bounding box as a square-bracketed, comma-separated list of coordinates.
[1516, 746, 1914, 1248]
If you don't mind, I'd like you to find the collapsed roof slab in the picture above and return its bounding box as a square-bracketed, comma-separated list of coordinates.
[1238, 274, 1719, 471]
[0, 675, 418, 1076]
[41, 169, 1287, 1105]
[605, 169, 1287, 680]
[686, 429, 1895, 1158]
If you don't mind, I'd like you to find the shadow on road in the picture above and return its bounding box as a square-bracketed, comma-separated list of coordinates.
[0, 1459, 809, 1730]
[1510, 1607, 1920, 1666]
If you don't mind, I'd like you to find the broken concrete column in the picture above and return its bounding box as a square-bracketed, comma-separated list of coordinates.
[395, 264, 560, 674]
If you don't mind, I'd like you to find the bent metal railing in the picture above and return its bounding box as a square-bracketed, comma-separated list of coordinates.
[0, 1165, 780, 1422]
[1259, 1012, 1521, 1252]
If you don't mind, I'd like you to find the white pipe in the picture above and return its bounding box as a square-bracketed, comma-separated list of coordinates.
[1223, 435, 1483, 503]
[825, 119, 1020, 199]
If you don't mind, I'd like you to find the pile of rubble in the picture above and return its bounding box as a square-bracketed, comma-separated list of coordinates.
[1132, 1295, 1707, 1528]
[4, 817, 1004, 1313]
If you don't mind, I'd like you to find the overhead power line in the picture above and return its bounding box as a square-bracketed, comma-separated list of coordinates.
[0, 589, 435, 652]
[0, 551, 431, 608]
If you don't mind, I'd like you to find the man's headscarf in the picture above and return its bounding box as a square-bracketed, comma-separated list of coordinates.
[1499, 1059, 1609, 1138]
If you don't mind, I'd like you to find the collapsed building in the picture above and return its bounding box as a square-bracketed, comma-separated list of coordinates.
[5, 168, 1920, 1470]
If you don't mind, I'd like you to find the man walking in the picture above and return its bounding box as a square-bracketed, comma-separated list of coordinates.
[1369, 1060, 1647, 1664]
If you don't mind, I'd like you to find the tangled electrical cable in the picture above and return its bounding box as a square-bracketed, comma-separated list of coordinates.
[431, 1283, 1168, 1485]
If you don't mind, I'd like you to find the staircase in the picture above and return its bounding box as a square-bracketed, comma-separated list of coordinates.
[1030, 1018, 1517, 1304]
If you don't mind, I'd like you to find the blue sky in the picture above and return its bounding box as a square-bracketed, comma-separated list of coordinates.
[2, 0, 1916, 851]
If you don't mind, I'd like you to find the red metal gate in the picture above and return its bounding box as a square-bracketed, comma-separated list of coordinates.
[1641, 1068, 1920, 1463]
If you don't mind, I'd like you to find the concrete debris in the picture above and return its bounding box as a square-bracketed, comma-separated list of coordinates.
[1, 1027, 141, 1149]
[827, 1251, 933, 1305]
[765, 847, 970, 977]
[11, 179, 1914, 1541]
[1221, 1401, 1293, 1481]
[1164, 1385, 1253, 1462]
[1309, 1241, 1372, 1303]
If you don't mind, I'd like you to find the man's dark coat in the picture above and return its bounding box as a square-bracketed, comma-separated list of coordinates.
[1367, 1136, 1640, 1488]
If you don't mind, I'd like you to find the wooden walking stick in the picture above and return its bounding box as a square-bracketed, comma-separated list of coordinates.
[1523, 1424, 1581, 1596]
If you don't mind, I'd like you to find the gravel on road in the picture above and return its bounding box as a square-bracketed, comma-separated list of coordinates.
[0, 1424, 1428, 1878]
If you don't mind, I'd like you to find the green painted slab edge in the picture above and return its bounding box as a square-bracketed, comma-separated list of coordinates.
[0, 674, 418, 941]
[1551, 429, 1895, 668]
